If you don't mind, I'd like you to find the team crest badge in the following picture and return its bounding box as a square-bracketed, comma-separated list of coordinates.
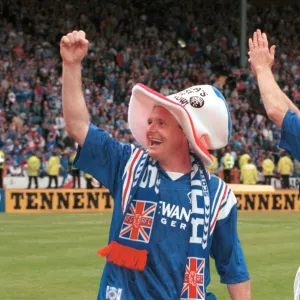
[106, 285, 122, 300]
[181, 257, 205, 300]
[119, 200, 157, 243]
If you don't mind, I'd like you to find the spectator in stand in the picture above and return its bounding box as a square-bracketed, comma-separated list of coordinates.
[8, 161, 24, 177]
[1, 0, 300, 190]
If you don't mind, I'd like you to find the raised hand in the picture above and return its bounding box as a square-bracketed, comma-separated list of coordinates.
[248, 29, 276, 78]
[60, 30, 89, 65]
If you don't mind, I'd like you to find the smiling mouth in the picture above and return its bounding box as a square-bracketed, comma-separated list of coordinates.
[149, 139, 162, 148]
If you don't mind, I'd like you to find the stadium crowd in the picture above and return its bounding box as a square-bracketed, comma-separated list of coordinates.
[0, 0, 300, 188]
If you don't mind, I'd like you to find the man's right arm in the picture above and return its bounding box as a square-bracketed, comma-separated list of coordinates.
[60, 30, 90, 146]
[62, 64, 89, 146]
[60, 30, 137, 197]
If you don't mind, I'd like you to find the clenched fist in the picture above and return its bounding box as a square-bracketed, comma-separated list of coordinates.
[60, 30, 89, 65]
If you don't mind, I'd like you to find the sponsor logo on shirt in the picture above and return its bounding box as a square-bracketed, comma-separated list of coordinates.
[159, 200, 191, 230]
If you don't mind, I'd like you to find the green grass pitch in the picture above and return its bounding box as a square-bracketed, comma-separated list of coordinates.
[0, 212, 299, 299]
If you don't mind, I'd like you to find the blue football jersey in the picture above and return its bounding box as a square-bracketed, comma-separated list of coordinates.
[74, 124, 249, 299]
[280, 110, 300, 160]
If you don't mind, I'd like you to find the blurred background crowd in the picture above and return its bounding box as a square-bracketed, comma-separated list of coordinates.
[0, 0, 300, 188]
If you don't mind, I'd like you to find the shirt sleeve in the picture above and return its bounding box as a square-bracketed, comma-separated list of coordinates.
[73, 123, 132, 196]
[210, 189, 250, 284]
[279, 110, 300, 160]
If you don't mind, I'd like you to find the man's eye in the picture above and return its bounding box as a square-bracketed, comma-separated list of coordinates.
[159, 121, 164, 126]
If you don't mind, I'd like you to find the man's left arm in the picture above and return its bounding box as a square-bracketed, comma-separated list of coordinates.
[227, 280, 251, 300]
[210, 186, 251, 299]
[249, 30, 300, 128]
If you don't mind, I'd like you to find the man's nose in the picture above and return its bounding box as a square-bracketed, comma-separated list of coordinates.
[147, 122, 156, 132]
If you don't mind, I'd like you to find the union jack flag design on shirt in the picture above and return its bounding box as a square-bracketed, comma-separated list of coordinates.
[181, 257, 205, 300]
[119, 200, 157, 243]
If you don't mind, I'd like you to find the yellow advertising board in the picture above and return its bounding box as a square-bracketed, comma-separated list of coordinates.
[5, 189, 114, 213]
[235, 190, 300, 211]
[4, 189, 300, 213]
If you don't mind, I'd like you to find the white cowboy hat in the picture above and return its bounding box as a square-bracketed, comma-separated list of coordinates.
[128, 83, 232, 166]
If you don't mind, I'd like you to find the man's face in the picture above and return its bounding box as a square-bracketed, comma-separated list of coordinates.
[146, 106, 189, 162]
